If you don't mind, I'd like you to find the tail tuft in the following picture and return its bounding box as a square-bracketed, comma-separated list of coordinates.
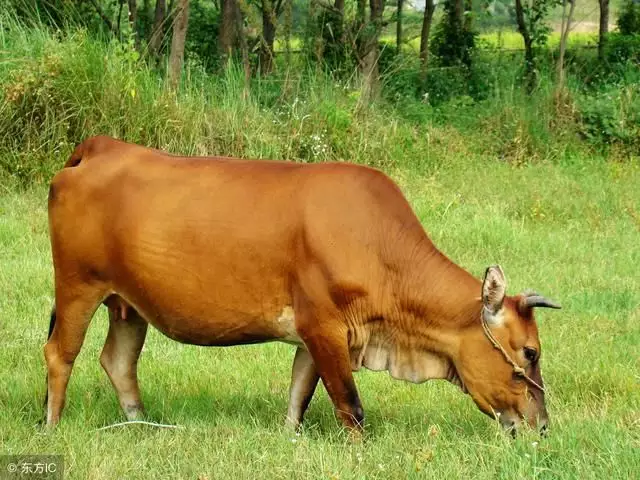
[48, 306, 56, 340]
[44, 305, 56, 412]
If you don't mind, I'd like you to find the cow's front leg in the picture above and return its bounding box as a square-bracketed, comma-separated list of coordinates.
[296, 319, 364, 432]
[285, 347, 320, 430]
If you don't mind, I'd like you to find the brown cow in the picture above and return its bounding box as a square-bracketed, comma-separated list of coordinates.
[45, 136, 560, 434]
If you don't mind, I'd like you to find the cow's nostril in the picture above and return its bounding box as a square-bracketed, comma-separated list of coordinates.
[540, 423, 549, 437]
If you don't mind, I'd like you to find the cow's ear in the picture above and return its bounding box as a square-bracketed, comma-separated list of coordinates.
[482, 265, 506, 324]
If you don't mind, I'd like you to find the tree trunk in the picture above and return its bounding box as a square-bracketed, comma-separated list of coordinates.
[463, 0, 472, 30]
[334, 0, 346, 47]
[361, 0, 383, 104]
[168, 0, 189, 88]
[128, 0, 139, 48]
[419, 0, 436, 82]
[515, 0, 535, 93]
[142, 0, 151, 40]
[598, 0, 609, 60]
[556, 0, 576, 91]
[149, 0, 167, 60]
[117, 0, 124, 38]
[259, 0, 277, 74]
[357, 0, 366, 28]
[396, 0, 403, 53]
[454, 0, 463, 28]
[234, 0, 251, 98]
[220, 0, 237, 63]
[283, 0, 292, 64]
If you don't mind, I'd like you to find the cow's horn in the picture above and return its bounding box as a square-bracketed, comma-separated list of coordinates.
[521, 293, 562, 310]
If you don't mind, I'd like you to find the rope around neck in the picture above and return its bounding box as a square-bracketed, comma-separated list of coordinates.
[480, 316, 545, 393]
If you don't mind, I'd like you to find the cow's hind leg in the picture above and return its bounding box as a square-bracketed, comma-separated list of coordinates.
[100, 306, 148, 420]
[285, 347, 320, 430]
[44, 283, 106, 427]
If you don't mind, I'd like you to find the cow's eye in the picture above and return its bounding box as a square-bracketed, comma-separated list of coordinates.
[524, 347, 538, 363]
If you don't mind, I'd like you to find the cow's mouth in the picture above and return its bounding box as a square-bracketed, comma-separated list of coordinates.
[447, 366, 468, 394]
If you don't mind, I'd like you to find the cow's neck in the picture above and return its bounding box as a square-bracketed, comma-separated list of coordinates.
[390, 239, 482, 359]
[351, 236, 483, 384]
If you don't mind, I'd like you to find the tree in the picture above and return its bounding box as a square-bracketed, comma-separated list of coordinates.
[432, 0, 475, 67]
[168, 0, 190, 88]
[419, 0, 437, 82]
[514, 0, 535, 92]
[149, 0, 167, 61]
[598, 0, 609, 60]
[87, 0, 116, 33]
[397, 0, 404, 53]
[556, 0, 576, 92]
[308, 0, 348, 68]
[220, 0, 237, 60]
[127, 0, 139, 48]
[360, 0, 385, 104]
[258, 0, 286, 74]
[618, 0, 640, 35]
[218, 0, 251, 83]
[514, 0, 557, 93]
[235, 0, 251, 96]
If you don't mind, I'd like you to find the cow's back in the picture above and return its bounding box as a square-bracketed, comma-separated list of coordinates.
[48, 137, 425, 345]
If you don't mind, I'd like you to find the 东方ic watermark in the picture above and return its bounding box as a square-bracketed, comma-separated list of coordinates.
[1, 455, 63, 479]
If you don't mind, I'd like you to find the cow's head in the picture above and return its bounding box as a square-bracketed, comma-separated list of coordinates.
[454, 265, 560, 434]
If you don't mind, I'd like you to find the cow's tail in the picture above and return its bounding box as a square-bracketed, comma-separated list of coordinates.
[49, 139, 92, 207]
[64, 140, 86, 168]
[43, 305, 56, 411]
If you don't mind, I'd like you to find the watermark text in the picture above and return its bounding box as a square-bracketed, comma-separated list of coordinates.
[1, 455, 63, 479]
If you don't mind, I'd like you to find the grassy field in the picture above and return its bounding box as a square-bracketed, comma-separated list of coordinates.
[1, 154, 639, 479]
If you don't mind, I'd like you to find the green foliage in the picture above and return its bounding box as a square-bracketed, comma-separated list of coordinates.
[1, 10, 639, 186]
[0, 14, 436, 183]
[432, 0, 477, 67]
[314, 10, 352, 71]
[521, 0, 559, 50]
[618, 0, 640, 35]
[577, 83, 640, 150]
[604, 32, 640, 65]
[474, 0, 517, 29]
[185, 1, 222, 71]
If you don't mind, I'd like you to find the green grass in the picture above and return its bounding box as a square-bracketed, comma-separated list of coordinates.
[0, 11, 639, 477]
[1, 155, 639, 479]
[382, 30, 600, 51]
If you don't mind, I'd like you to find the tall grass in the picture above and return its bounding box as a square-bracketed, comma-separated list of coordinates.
[1, 12, 638, 187]
[0, 14, 436, 183]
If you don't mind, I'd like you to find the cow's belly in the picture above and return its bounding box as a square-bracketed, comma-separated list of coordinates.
[108, 289, 302, 347]
[106, 232, 300, 346]
[145, 311, 281, 346]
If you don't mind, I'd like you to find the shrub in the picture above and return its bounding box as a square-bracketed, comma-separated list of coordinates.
[605, 33, 640, 65]
[577, 84, 640, 150]
[618, 0, 640, 36]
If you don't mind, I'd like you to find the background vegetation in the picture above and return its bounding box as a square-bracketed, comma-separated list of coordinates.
[0, 0, 639, 185]
[0, 0, 638, 478]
